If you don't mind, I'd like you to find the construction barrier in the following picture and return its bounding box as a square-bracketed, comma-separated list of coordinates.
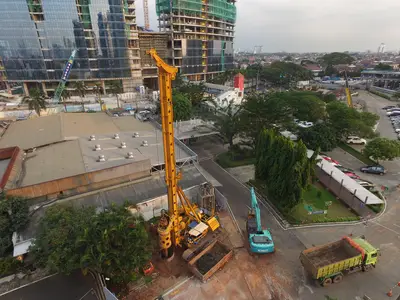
[387, 281, 400, 297]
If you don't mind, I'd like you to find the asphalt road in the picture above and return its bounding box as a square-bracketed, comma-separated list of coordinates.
[0, 272, 98, 300]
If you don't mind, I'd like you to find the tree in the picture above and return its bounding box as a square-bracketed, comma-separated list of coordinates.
[30, 204, 152, 284]
[240, 92, 293, 148]
[61, 89, 70, 112]
[176, 82, 205, 108]
[255, 129, 315, 211]
[172, 92, 192, 121]
[284, 91, 326, 122]
[284, 55, 293, 61]
[318, 52, 355, 66]
[324, 64, 337, 77]
[212, 100, 241, 147]
[326, 101, 378, 139]
[108, 81, 123, 108]
[374, 63, 392, 71]
[299, 124, 338, 151]
[362, 138, 400, 162]
[21, 88, 47, 116]
[0, 197, 29, 256]
[74, 81, 87, 112]
[94, 82, 104, 107]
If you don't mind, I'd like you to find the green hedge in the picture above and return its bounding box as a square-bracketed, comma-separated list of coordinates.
[338, 142, 377, 165]
[0, 257, 23, 277]
[369, 90, 392, 100]
[368, 204, 384, 214]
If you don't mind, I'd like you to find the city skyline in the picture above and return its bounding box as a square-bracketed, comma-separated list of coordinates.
[141, 0, 400, 53]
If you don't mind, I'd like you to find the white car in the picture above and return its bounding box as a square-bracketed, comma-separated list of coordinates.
[395, 128, 400, 133]
[297, 121, 314, 128]
[387, 111, 400, 116]
[346, 136, 367, 145]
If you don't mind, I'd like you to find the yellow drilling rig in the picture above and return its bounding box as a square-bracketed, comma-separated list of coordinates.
[146, 49, 220, 259]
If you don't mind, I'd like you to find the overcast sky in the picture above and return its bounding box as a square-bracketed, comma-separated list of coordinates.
[138, 0, 400, 53]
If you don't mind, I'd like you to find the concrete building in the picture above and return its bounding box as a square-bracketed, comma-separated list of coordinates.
[361, 70, 400, 91]
[0, 112, 198, 200]
[0, 0, 141, 96]
[138, 30, 169, 89]
[156, 0, 236, 81]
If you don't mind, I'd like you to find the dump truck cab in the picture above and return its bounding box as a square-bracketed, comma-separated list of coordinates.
[352, 237, 379, 268]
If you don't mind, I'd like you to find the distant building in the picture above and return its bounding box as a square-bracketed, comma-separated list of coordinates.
[303, 64, 322, 77]
[0, 0, 141, 96]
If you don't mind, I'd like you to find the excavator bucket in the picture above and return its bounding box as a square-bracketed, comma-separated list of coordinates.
[206, 216, 220, 231]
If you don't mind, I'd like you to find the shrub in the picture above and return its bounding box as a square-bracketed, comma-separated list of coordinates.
[0, 257, 23, 277]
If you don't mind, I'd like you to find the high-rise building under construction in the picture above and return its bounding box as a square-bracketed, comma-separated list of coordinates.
[0, 0, 141, 96]
[156, 0, 236, 81]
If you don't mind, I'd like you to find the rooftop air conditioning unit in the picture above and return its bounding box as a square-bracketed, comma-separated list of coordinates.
[98, 155, 106, 162]
[94, 144, 101, 151]
[120, 142, 127, 149]
[127, 152, 134, 159]
[114, 133, 120, 139]
[133, 132, 139, 138]
[141, 140, 148, 147]
[89, 135, 96, 141]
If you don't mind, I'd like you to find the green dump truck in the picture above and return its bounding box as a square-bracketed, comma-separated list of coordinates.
[300, 236, 379, 286]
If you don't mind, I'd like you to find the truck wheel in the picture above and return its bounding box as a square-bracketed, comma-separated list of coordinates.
[322, 278, 333, 286]
[333, 274, 343, 283]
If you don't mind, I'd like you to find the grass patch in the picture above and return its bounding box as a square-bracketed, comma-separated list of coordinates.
[216, 149, 255, 168]
[290, 184, 359, 224]
[338, 142, 377, 165]
[248, 180, 359, 224]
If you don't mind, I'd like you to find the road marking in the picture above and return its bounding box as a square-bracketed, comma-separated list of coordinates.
[0, 273, 58, 297]
[393, 223, 400, 229]
[371, 221, 400, 236]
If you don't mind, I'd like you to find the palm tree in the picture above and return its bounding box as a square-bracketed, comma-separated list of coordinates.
[60, 89, 70, 112]
[74, 81, 87, 112]
[108, 81, 123, 108]
[93, 83, 104, 110]
[21, 88, 46, 116]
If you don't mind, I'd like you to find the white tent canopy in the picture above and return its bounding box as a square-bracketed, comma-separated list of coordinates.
[307, 150, 384, 205]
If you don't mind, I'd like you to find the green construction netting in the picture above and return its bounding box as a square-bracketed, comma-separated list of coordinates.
[156, 0, 236, 22]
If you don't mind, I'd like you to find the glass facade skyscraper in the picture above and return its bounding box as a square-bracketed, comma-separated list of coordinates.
[0, 0, 140, 94]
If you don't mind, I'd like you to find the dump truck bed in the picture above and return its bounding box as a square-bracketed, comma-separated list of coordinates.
[188, 239, 233, 282]
[300, 238, 362, 279]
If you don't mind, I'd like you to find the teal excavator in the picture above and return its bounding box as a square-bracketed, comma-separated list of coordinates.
[246, 187, 275, 253]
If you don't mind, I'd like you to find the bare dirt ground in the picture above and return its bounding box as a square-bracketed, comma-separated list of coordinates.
[129, 212, 298, 300]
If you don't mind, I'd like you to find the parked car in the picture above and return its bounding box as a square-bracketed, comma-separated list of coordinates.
[382, 105, 396, 110]
[346, 136, 367, 145]
[297, 121, 314, 128]
[344, 172, 361, 179]
[387, 111, 400, 117]
[360, 165, 386, 175]
[335, 165, 355, 173]
[354, 178, 374, 186]
[321, 155, 340, 166]
[386, 108, 400, 112]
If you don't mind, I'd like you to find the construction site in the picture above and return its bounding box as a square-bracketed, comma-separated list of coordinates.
[156, 0, 236, 81]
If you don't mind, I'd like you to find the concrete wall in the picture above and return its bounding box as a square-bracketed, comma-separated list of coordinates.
[7, 159, 152, 200]
[315, 167, 373, 217]
[132, 186, 201, 221]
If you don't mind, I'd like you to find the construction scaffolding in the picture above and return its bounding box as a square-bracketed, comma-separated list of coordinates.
[156, 0, 236, 22]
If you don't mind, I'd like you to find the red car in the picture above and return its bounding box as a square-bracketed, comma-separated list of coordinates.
[344, 172, 360, 180]
[321, 155, 341, 166]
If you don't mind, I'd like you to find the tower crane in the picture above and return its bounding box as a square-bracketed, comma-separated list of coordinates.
[147, 49, 220, 259]
[143, 0, 150, 30]
[53, 49, 77, 103]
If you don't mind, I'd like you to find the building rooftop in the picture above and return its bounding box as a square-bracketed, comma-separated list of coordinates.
[1, 113, 196, 187]
[0, 114, 62, 150]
